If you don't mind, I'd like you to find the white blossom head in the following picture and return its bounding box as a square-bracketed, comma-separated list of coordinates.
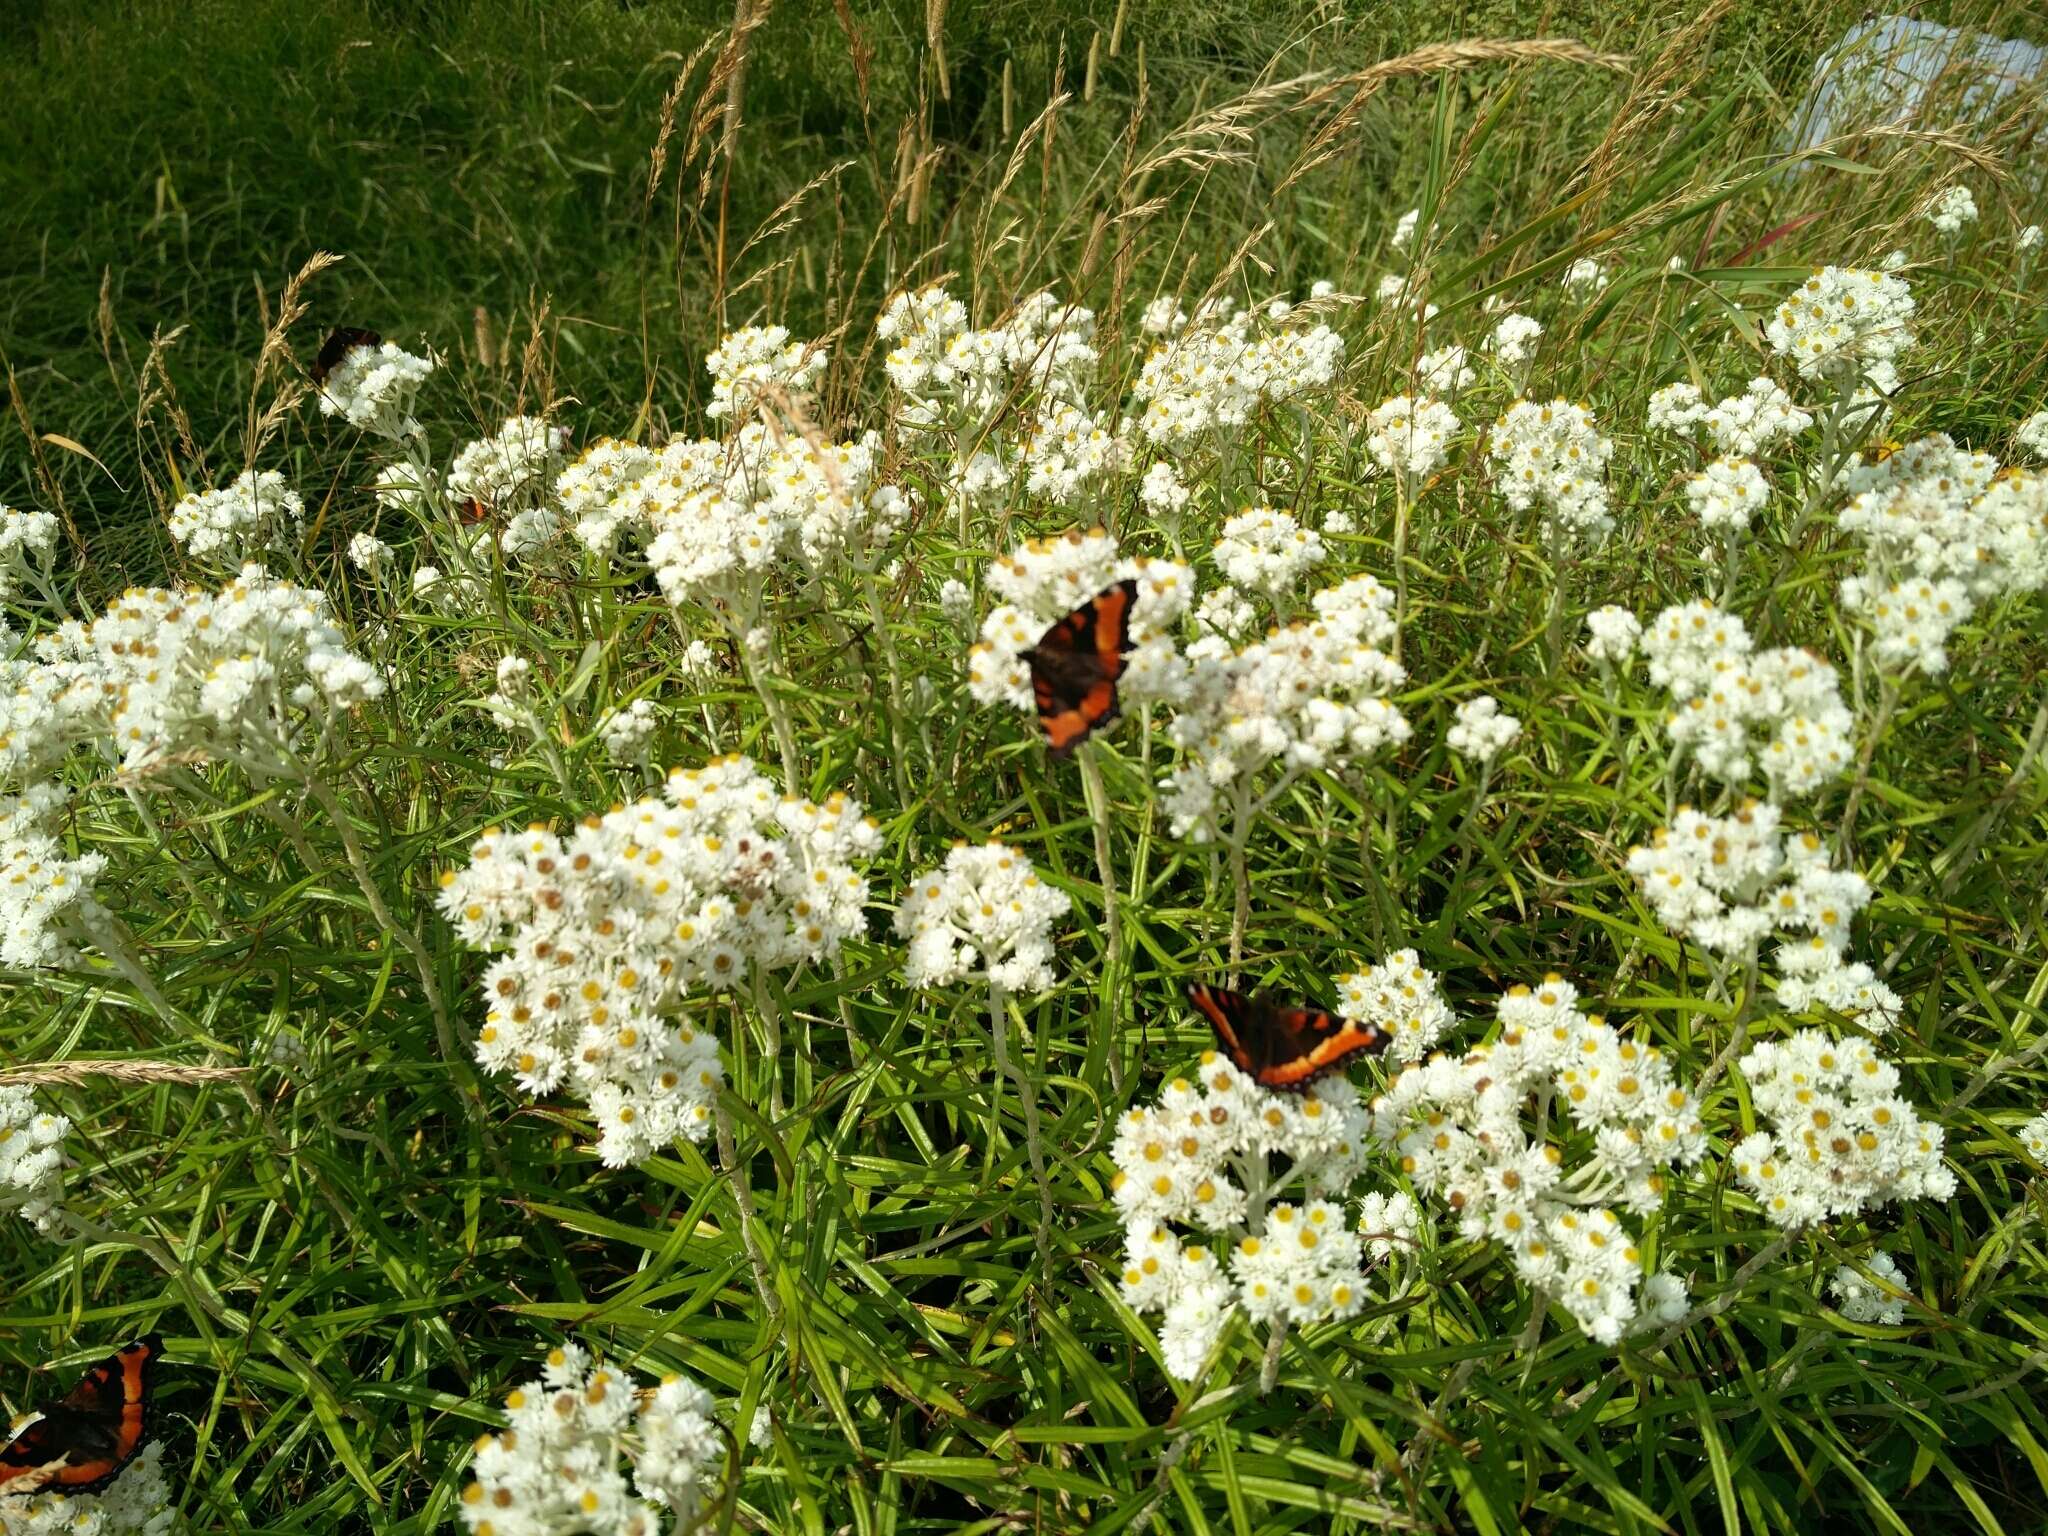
[1446, 694, 1522, 764]
[895, 841, 1072, 995]
[316, 338, 434, 438]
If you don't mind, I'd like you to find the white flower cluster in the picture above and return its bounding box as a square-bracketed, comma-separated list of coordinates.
[0, 505, 59, 602]
[1925, 185, 1977, 236]
[438, 755, 879, 1165]
[0, 1085, 68, 1234]
[1834, 434, 2047, 676]
[1139, 460, 1191, 518]
[1111, 1055, 1384, 1380]
[166, 469, 304, 564]
[1650, 379, 1814, 460]
[0, 565, 385, 783]
[1391, 208, 1420, 253]
[462, 1341, 721, 1536]
[1642, 600, 1853, 798]
[1488, 400, 1616, 546]
[1626, 801, 1898, 1029]
[2018, 411, 2048, 463]
[1583, 606, 1642, 666]
[1365, 395, 1459, 483]
[1487, 314, 1543, 372]
[573, 425, 902, 600]
[1562, 258, 1608, 294]
[0, 811, 107, 970]
[704, 324, 827, 420]
[1830, 1250, 1911, 1326]
[1161, 574, 1411, 839]
[1212, 507, 1324, 599]
[878, 286, 1099, 427]
[1131, 297, 1345, 448]
[449, 417, 567, 557]
[0, 1439, 174, 1535]
[316, 339, 434, 438]
[1019, 399, 1129, 504]
[1414, 345, 1474, 397]
[2021, 225, 2045, 254]
[1333, 949, 1453, 1064]
[1683, 456, 1771, 534]
[895, 840, 1072, 995]
[2018, 1111, 2048, 1161]
[1446, 694, 1521, 763]
[967, 528, 1191, 716]
[1765, 267, 1915, 385]
[1371, 977, 1702, 1344]
[347, 532, 394, 572]
[598, 699, 660, 766]
[1731, 1031, 1954, 1227]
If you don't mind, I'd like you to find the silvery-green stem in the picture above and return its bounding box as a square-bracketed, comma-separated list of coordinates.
[1077, 742, 1126, 1093]
[713, 1094, 786, 1327]
[1258, 1320, 1287, 1395]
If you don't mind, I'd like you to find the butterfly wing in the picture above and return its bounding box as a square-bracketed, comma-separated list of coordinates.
[310, 326, 382, 385]
[0, 1335, 161, 1494]
[1023, 578, 1137, 759]
[1186, 983, 1388, 1092]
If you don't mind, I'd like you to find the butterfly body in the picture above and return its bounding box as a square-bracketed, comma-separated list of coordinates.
[310, 327, 382, 386]
[1186, 982, 1389, 1091]
[0, 1335, 162, 1496]
[1023, 578, 1137, 759]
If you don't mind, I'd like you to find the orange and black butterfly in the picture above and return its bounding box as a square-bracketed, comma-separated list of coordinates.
[1023, 579, 1137, 759]
[0, 1335, 163, 1495]
[1187, 982, 1390, 1092]
[309, 326, 382, 386]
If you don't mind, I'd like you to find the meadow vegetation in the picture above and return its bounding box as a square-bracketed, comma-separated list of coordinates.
[2, 1, 2047, 1533]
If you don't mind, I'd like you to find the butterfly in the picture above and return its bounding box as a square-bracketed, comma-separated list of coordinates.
[0, 1335, 163, 1496]
[309, 327, 383, 386]
[1021, 579, 1137, 759]
[1186, 982, 1391, 1092]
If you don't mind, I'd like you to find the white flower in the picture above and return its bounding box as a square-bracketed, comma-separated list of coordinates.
[1647, 383, 1707, 435]
[167, 470, 303, 564]
[0, 564, 383, 784]
[439, 755, 879, 1165]
[316, 339, 434, 438]
[1684, 456, 1771, 534]
[1371, 975, 1708, 1345]
[1415, 345, 1474, 397]
[447, 416, 565, 532]
[896, 841, 1072, 996]
[1140, 460, 1191, 517]
[1562, 258, 1608, 293]
[598, 698, 660, 766]
[1700, 378, 1813, 457]
[462, 1342, 721, 1535]
[2017, 412, 2048, 463]
[2019, 225, 2044, 253]
[1356, 1190, 1422, 1259]
[1925, 185, 1978, 236]
[347, 532, 394, 571]
[1446, 695, 1521, 763]
[1765, 266, 1915, 383]
[1642, 599, 1854, 797]
[2019, 1111, 2048, 1161]
[0, 506, 60, 601]
[1366, 396, 1459, 483]
[1391, 208, 1421, 253]
[1335, 951, 1453, 1064]
[1831, 1251, 1912, 1325]
[1487, 314, 1543, 371]
[1160, 574, 1409, 840]
[1213, 507, 1324, 599]
[704, 324, 827, 420]
[0, 1085, 68, 1235]
[1583, 606, 1641, 666]
[1021, 400, 1129, 504]
[1132, 302, 1344, 448]
[1731, 1031, 1954, 1228]
[0, 1437, 174, 1533]
[1488, 399, 1615, 546]
[1112, 1053, 1389, 1380]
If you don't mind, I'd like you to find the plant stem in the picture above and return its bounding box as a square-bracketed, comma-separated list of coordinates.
[1695, 939, 1760, 1099]
[990, 980, 1054, 1277]
[1391, 476, 1412, 664]
[713, 1095, 785, 1328]
[1837, 675, 1900, 858]
[1077, 742, 1126, 1093]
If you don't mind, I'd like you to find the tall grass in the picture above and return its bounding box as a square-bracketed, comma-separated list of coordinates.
[2, 1, 2047, 1534]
